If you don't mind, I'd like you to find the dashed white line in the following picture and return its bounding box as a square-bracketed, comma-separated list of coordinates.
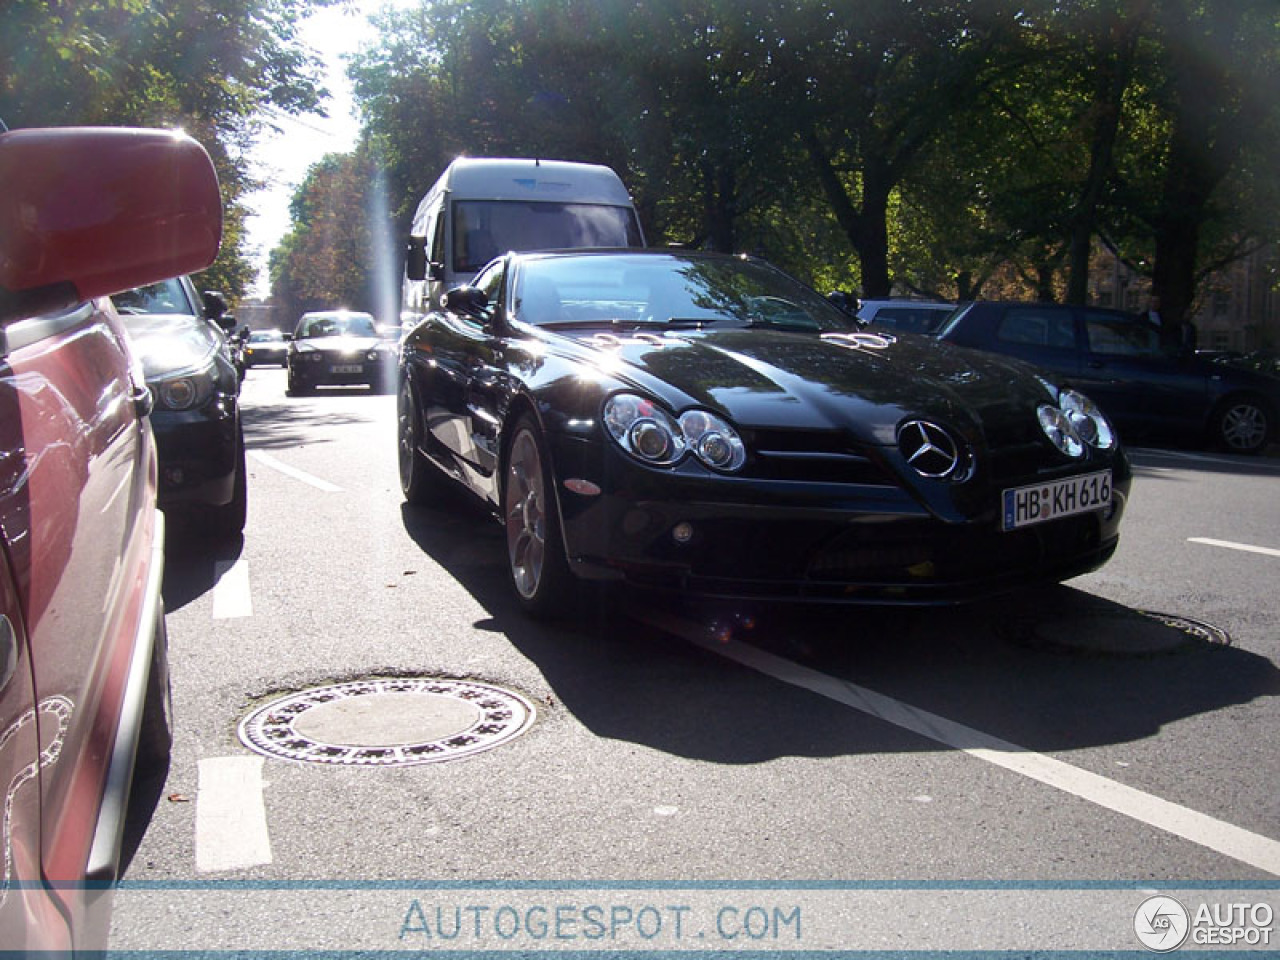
[1188, 537, 1280, 559]
[248, 449, 342, 492]
[671, 622, 1280, 877]
[195, 756, 273, 872]
[212, 556, 253, 619]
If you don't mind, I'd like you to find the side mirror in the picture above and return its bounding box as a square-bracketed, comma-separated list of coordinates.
[827, 290, 859, 316]
[443, 286, 489, 318]
[203, 289, 229, 320]
[429, 261, 446, 282]
[0, 127, 222, 323]
[405, 237, 427, 282]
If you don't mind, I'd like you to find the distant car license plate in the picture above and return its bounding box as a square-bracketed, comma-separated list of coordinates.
[1002, 470, 1111, 531]
[331, 364, 362, 373]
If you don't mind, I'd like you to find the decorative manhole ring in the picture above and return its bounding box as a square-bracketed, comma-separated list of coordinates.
[238, 677, 535, 766]
[1017, 609, 1231, 655]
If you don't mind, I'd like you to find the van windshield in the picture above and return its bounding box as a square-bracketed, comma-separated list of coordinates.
[453, 200, 642, 273]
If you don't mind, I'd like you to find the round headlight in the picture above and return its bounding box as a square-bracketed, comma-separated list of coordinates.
[1059, 389, 1115, 450]
[629, 420, 674, 460]
[679, 409, 746, 471]
[158, 377, 199, 410]
[604, 394, 683, 464]
[1038, 404, 1085, 458]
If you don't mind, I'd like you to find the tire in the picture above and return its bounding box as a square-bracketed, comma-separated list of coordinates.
[286, 366, 310, 396]
[206, 430, 248, 537]
[1212, 395, 1271, 455]
[136, 608, 173, 773]
[398, 377, 436, 505]
[503, 414, 575, 617]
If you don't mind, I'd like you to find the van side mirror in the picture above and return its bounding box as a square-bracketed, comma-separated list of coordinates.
[406, 237, 427, 282]
[429, 261, 445, 282]
[203, 289, 229, 321]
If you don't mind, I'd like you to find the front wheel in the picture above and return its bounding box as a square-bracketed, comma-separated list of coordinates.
[504, 415, 575, 617]
[1213, 395, 1271, 455]
[398, 377, 436, 504]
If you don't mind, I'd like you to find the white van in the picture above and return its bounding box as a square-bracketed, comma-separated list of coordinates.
[402, 157, 645, 313]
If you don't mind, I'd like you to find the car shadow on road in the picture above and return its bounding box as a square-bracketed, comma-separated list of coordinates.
[241, 399, 384, 451]
[399, 497, 1280, 765]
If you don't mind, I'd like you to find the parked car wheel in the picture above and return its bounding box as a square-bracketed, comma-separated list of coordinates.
[503, 415, 574, 617]
[198, 432, 247, 537]
[1213, 394, 1272, 455]
[398, 379, 436, 505]
[286, 367, 310, 396]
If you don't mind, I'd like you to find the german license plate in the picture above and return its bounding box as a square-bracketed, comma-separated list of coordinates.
[331, 363, 362, 374]
[1002, 470, 1111, 531]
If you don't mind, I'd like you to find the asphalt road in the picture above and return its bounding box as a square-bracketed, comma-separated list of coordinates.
[110, 365, 1280, 953]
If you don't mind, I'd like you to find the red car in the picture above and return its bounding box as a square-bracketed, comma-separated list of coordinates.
[0, 127, 221, 951]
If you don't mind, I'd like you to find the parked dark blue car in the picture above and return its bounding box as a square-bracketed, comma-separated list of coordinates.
[936, 301, 1279, 455]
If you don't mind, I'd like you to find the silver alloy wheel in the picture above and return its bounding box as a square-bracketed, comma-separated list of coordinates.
[505, 427, 547, 599]
[1220, 400, 1268, 452]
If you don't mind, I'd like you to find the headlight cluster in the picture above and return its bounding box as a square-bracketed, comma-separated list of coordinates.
[150, 365, 215, 411]
[604, 393, 746, 472]
[1038, 388, 1116, 457]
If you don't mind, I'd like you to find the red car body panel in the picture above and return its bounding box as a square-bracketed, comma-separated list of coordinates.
[0, 126, 221, 951]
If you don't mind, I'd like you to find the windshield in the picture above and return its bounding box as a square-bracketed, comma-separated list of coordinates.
[453, 200, 642, 273]
[250, 330, 284, 342]
[296, 313, 377, 338]
[512, 254, 860, 333]
[112, 277, 197, 316]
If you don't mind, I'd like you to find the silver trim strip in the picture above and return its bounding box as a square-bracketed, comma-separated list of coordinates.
[85, 508, 166, 880]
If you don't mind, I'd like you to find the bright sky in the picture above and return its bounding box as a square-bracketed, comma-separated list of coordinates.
[243, 4, 375, 298]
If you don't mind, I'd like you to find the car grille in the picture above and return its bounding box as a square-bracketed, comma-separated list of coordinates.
[744, 428, 897, 485]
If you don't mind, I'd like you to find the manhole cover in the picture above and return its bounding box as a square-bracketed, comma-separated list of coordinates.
[238, 677, 535, 766]
[1012, 609, 1230, 655]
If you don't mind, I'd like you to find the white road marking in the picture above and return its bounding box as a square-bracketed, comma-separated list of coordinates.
[678, 626, 1280, 876]
[1188, 537, 1280, 559]
[212, 556, 253, 619]
[248, 449, 342, 492]
[195, 756, 273, 872]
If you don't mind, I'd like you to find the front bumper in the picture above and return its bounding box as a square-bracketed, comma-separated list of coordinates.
[549, 432, 1130, 605]
[289, 353, 394, 387]
[244, 348, 286, 366]
[150, 397, 239, 508]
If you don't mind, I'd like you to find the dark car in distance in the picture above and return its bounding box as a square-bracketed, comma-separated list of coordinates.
[398, 250, 1131, 616]
[113, 275, 247, 536]
[937, 301, 1280, 454]
[287, 309, 396, 394]
[0, 126, 221, 952]
[243, 328, 288, 367]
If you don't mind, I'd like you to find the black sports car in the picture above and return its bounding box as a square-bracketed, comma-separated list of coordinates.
[397, 250, 1131, 615]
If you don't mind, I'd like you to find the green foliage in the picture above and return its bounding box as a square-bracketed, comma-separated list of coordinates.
[125, 0, 1277, 320]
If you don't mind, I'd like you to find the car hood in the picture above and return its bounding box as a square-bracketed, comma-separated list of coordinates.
[293, 336, 383, 354]
[560, 327, 1062, 446]
[119, 312, 222, 380]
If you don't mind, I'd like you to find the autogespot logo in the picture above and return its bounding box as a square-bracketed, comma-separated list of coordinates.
[1135, 896, 1190, 952]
